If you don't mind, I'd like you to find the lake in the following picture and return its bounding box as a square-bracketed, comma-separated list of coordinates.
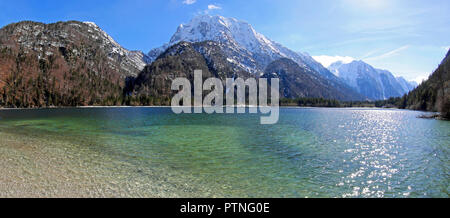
[0, 107, 448, 197]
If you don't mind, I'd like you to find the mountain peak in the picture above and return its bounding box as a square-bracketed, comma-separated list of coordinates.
[169, 14, 261, 48]
[149, 14, 309, 73]
[190, 14, 241, 25]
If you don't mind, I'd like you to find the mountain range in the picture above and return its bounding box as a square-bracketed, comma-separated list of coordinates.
[146, 15, 363, 100]
[327, 60, 417, 100]
[0, 15, 432, 108]
[147, 15, 417, 100]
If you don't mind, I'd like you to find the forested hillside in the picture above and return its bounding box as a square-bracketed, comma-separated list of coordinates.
[376, 50, 449, 119]
[0, 21, 146, 107]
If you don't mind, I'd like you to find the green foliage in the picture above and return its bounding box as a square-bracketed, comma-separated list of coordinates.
[281, 97, 342, 107]
[374, 96, 405, 109]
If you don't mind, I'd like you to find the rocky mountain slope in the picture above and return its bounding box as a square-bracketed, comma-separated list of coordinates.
[127, 41, 253, 105]
[0, 21, 148, 107]
[130, 40, 363, 103]
[147, 15, 364, 101]
[262, 58, 363, 100]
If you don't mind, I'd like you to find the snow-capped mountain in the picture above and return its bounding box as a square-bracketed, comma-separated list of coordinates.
[327, 60, 417, 100]
[149, 15, 327, 75]
[146, 15, 365, 100]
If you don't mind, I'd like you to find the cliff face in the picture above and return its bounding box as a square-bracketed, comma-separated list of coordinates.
[0, 21, 147, 107]
[405, 50, 450, 118]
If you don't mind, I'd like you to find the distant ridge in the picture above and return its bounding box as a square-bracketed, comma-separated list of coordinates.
[326, 60, 417, 100]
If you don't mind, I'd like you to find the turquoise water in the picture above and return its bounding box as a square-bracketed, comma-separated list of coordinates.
[0, 107, 448, 197]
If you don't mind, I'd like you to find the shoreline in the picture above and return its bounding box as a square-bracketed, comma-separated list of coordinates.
[0, 105, 389, 110]
[0, 105, 427, 110]
[0, 105, 173, 110]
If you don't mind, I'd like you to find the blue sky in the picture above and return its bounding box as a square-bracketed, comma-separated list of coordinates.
[1, 0, 449, 82]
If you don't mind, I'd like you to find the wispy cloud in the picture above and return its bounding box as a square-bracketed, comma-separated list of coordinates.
[360, 48, 384, 60]
[198, 4, 222, 14]
[364, 45, 410, 61]
[182, 0, 196, 5]
[207, 4, 221, 10]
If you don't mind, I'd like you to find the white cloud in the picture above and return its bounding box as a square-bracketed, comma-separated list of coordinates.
[207, 4, 221, 10]
[414, 74, 429, 85]
[312, 55, 355, 68]
[364, 45, 409, 61]
[199, 4, 222, 14]
[443, 46, 450, 51]
[182, 0, 196, 5]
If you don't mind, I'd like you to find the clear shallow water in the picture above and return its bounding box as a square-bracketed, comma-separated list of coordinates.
[0, 107, 448, 197]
